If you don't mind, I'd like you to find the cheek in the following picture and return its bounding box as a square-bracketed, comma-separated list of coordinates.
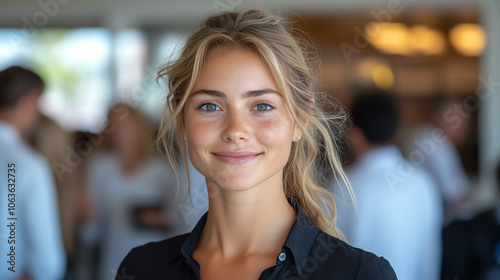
[185, 118, 216, 153]
[257, 118, 293, 147]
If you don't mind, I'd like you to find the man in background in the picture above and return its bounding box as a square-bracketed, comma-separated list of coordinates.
[0, 66, 66, 280]
[334, 92, 442, 280]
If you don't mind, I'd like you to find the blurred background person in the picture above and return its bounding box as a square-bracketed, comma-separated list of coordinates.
[402, 95, 473, 223]
[82, 104, 176, 280]
[334, 92, 443, 280]
[0, 66, 66, 280]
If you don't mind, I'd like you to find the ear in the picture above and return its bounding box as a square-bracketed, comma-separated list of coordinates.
[292, 114, 308, 142]
[292, 97, 313, 142]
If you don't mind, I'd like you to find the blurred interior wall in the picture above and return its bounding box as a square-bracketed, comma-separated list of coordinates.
[479, 0, 500, 205]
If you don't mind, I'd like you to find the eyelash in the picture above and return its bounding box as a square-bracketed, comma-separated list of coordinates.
[251, 101, 275, 112]
[198, 103, 221, 113]
[197, 101, 276, 113]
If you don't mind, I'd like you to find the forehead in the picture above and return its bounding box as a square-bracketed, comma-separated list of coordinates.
[191, 46, 280, 96]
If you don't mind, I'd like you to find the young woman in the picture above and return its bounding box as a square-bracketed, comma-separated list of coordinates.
[116, 8, 397, 280]
[88, 104, 175, 280]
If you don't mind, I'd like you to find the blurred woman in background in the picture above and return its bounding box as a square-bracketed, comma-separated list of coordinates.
[86, 104, 176, 280]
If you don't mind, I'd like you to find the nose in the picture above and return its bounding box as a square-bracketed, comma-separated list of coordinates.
[222, 110, 250, 143]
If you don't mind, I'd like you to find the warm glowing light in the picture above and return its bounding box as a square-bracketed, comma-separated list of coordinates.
[366, 23, 445, 56]
[366, 23, 411, 55]
[410, 25, 445, 55]
[372, 65, 394, 90]
[354, 58, 395, 90]
[449, 23, 486, 56]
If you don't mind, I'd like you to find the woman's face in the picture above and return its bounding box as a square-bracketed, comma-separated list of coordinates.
[110, 107, 145, 153]
[183, 47, 302, 192]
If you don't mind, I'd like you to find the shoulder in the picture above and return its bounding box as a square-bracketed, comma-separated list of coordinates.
[120, 233, 188, 264]
[314, 234, 397, 279]
[4, 138, 45, 167]
[116, 234, 189, 279]
[10, 141, 52, 179]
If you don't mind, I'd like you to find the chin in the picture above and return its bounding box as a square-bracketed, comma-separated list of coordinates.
[207, 173, 261, 192]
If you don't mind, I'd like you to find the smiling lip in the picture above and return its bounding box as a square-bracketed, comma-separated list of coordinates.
[212, 151, 261, 164]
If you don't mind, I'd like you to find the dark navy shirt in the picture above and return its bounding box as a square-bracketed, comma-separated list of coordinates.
[116, 209, 397, 279]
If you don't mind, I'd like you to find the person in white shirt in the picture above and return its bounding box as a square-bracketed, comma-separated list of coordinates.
[334, 92, 443, 280]
[0, 66, 66, 280]
[403, 97, 471, 222]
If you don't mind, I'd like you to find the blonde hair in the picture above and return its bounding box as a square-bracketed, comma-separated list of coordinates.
[157, 8, 352, 238]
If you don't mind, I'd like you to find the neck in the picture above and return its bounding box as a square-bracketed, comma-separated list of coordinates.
[199, 175, 296, 258]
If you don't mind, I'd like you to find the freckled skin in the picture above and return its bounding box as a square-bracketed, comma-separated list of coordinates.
[183, 47, 302, 193]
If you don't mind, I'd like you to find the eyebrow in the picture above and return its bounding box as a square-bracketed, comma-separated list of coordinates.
[191, 89, 280, 98]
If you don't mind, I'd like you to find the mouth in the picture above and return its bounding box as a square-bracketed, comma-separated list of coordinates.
[212, 151, 262, 164]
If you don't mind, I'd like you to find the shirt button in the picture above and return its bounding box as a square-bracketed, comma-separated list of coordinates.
[278, 252, 286, 262]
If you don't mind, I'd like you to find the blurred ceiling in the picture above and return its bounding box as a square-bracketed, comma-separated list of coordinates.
[0, 0, 483, 29]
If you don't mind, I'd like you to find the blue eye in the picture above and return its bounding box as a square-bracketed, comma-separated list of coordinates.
[253, 104, 273, 111]
[200, 103, 220, 112]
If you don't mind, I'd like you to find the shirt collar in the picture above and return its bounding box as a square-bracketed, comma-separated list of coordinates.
[283, 206, 319, 275]
[180, 211, 207, 271]
[180, 206, 320, 276]
[0, 121, 21, 143]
